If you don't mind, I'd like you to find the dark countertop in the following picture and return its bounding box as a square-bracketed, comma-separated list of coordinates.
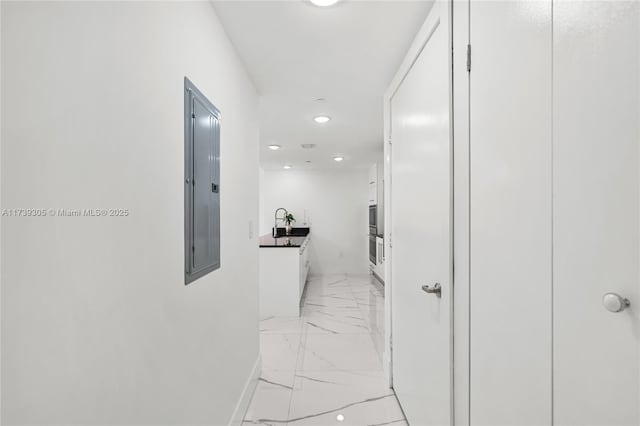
[259, 227, 310, 248]
[259, 234, 308, 248]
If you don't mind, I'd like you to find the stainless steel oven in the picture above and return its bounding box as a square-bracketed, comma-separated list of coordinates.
[369, 234, 377, 265]
[369, 205, 377, 235]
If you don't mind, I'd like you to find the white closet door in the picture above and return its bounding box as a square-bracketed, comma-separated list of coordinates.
[553, 2, 640, 424]
[469, 1, 553, 424]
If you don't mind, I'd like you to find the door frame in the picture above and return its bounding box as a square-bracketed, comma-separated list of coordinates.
[382, 1, 471, 423]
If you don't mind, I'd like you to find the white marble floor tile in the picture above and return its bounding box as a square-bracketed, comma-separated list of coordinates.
[291, 369, 388, 392]
[260, 370, 297, 390]
[261, 316, 306, 334]
[303, 298, 361, 312]
[302, 315, 371, 335]
[288, 371, 405, 426]
[297, 333, 383, 372]
[243, 371, 296, 425]
[243, 385, 291, 425]
[304, 279, 351, 292]
[303, 303, 365, 318]
[287, 395, 406, 426]
[260, 333, 302, 371]
[246, 274, 404, 426]
[305, 274, 348, 286]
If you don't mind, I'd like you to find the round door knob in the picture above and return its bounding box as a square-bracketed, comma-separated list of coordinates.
[602, 293, 630, 313]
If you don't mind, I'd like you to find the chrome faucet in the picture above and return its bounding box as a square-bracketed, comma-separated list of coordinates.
[273, 208, 288, 238]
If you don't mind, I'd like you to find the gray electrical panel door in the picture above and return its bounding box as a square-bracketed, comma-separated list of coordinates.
[185, 78, 220, 284]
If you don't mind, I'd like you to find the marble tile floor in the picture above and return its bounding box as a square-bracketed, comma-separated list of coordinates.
[244, 274, 407, 426]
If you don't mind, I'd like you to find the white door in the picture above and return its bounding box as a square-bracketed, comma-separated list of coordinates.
[469, 2, 553, 424]
[390, 2, 452, 425]
[553, 1, 640, 424]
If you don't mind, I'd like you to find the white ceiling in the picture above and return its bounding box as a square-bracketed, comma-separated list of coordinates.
[212, 0, 433, 170]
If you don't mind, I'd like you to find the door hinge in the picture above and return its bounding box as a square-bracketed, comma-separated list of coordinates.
[466, 44, 471, 72]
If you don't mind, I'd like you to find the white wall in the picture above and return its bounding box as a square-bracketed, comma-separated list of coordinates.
[1, 2, 260, 425]
[260, 168, 369, 276]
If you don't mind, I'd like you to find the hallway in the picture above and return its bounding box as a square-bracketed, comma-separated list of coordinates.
[2, 1, 639, 425]
[244, 275, 405, 426]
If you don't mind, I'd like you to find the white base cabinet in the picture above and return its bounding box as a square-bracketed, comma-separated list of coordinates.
[259, 236, 310, 317]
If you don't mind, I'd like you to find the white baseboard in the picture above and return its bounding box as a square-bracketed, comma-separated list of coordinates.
[383, 349, 393, 388]
[228, 356, 262, 426]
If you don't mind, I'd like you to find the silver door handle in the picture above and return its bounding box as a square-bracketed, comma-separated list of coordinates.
[603, 293, 630, 313]
[421, 283, 442, 298]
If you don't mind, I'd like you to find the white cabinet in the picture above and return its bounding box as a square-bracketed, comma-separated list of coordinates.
[368, 163, 384, 234]
[467, 2, 639, 424]
[368, 183, 377, 206]
[368, 163, 377, 183]
[259, 235, 311, 317]
[368, 164, 378, 206]
[298, 237, 311, 295]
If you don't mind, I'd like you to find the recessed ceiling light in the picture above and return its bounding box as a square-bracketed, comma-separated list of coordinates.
[314, 115, 331, 124]
[283, 165, 292, 169]
[310, 0, 339, 6]
[333, 156, 344, 162]
[268, 144, 281, 150]
[336, 414, 345, 422]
